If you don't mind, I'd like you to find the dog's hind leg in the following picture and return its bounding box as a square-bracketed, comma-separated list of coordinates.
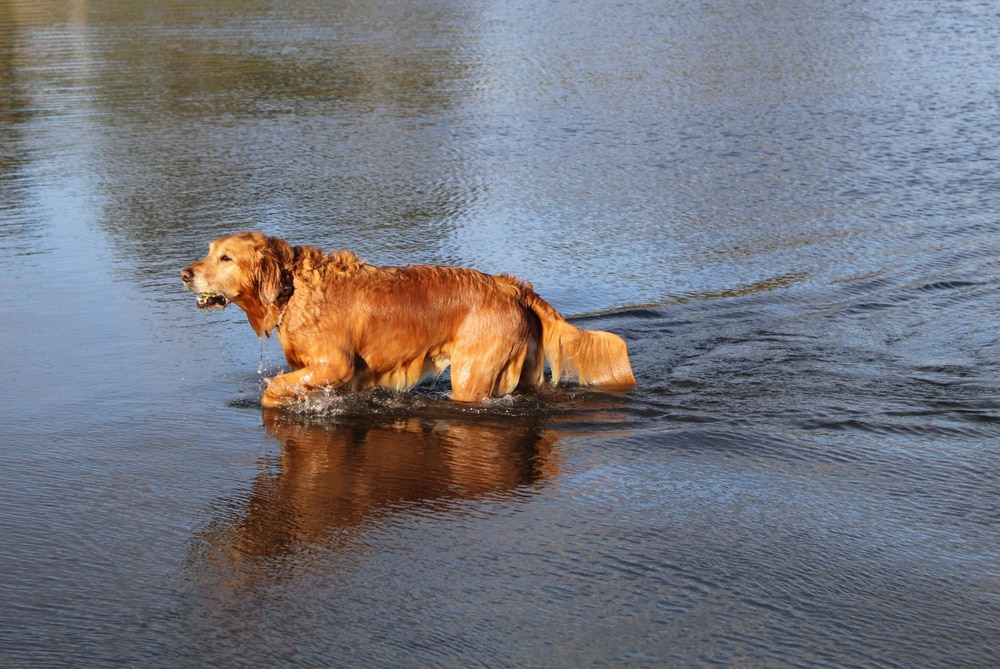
[449, 340, 527, 402]
[494, 346, 529, 397]
[449, 355, 499, 403]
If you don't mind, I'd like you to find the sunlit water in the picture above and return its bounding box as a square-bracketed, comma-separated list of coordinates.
[2, 1, 999, 667]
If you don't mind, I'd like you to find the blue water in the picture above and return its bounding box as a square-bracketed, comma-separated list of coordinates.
[2, 1, 999, 666]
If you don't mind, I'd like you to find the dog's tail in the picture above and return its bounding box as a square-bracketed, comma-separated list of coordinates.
[515, 284, 636, 388]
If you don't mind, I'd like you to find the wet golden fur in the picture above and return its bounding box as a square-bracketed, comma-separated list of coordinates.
[181, 232, 635, 408]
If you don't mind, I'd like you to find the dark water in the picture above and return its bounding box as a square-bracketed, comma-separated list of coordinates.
[2, 0, 999, 666]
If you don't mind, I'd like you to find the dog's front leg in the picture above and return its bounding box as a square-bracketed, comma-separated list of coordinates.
[261, 358, 354, 409]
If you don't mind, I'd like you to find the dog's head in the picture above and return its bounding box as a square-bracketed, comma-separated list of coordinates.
[181, 232, 295, 335]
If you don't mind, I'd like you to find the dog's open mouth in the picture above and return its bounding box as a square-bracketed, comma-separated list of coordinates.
[197, 293, 229, 310]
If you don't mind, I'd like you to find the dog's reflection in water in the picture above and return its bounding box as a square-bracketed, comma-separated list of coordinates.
[198, 409, 562, 568]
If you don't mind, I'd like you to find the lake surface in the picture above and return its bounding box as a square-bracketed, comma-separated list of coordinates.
[2, 0, 999, 666]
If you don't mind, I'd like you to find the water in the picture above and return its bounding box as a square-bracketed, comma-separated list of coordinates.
[2, 0, 999, 666]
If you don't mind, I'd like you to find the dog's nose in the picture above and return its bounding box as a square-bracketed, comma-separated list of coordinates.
[180, 267, 193, 283]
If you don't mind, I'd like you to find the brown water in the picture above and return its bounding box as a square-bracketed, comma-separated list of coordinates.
[2, 1, 1000, 666]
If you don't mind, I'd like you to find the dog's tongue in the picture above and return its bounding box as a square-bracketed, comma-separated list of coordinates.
[197, 293, 228, 310]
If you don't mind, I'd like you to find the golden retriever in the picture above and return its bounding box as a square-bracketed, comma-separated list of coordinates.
[181, 232, 635, 408]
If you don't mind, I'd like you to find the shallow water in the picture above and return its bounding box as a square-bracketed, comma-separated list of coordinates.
[2, 0, 999, 666]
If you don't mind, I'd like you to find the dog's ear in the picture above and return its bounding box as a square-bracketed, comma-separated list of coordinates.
[255, 235, 295, 305]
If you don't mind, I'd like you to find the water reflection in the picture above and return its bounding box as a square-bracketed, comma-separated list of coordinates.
[195, 410, 561, 573]
[0, 3, 54, 254]
[2, 0, 486, 280]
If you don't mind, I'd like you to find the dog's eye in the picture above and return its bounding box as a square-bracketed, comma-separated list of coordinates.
[220, 254, 232, 262]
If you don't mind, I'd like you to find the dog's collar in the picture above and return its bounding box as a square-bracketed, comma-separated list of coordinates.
[271, 249, 300, 332]
[274, 269, 293, 327]
[274, 246, 301, 308]
[275, 268, 295, 306]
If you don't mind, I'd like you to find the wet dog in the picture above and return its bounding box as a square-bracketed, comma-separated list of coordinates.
[181, 232, 635, 408]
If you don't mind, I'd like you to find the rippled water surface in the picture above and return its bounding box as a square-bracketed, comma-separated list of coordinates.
[2, 1, 1000, 666]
